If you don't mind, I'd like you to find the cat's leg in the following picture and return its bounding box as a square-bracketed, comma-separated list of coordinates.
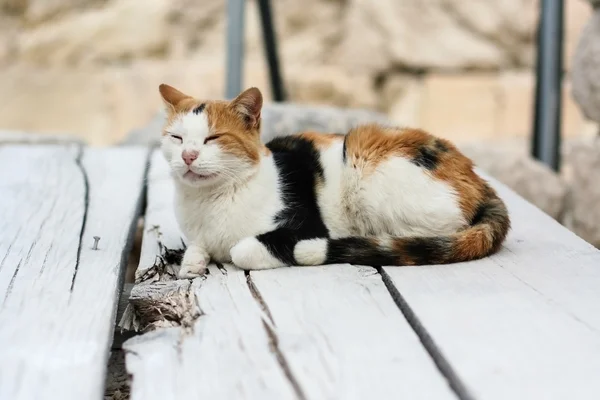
[179, 243, 209, 278]
[230, 228, 300, 270]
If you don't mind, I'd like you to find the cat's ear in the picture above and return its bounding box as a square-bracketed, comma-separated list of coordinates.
[230, 87, 263, 129]
[159, 84, 191, 109]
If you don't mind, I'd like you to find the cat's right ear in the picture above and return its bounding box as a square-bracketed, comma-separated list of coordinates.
[159, 84, 191, 110]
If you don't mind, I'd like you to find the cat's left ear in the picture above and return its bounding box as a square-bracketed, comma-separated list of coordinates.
[230, 87, 263, 129]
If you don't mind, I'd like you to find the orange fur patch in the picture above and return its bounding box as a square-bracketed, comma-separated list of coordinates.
[345, 124, 488, 221]
[452, 226, 493, 261]
[205, 102, 262, 164]
[297, 131, 345, 149]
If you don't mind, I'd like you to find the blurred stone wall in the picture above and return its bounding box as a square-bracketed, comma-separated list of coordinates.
[0, 0, 595, 145]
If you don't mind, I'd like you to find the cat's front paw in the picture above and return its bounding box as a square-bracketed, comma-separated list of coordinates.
[230, 237, 287, 270]
[179, 245, 209, 279]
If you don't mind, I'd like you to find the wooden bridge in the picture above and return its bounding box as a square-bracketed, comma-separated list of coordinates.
[1, 143, 599, 400]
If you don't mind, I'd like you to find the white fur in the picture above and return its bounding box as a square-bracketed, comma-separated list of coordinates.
[179, 244, 209, 278]
[173, 156, 283, 264]
[294, 238, 328, 266]
[230, 237, 286, 270]
[318, 145, 465, 239]
[163, 115, 465, 271]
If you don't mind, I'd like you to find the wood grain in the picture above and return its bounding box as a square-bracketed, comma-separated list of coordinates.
[135, 151, 184, 283]
[0, 145, 148, 399]
[124, 265, 298, 400]
[124, 150, 454, 400]
[123, 150, 297, 399]
[250, 266, 457, 399]
[383, 174, 600, 400]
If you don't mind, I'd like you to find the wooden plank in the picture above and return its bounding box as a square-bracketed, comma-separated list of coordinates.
[135, 151, 184, 283]
[382, 175, 600, 400]
[250, 266, 457, 399]
[123, 150, 297, 399]
[124, 149, 455, 399]
[0, 145, 148, 399]
[124, 265, 298, 400]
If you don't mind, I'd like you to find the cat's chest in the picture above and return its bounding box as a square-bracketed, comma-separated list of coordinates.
[175, 188, 281, 261]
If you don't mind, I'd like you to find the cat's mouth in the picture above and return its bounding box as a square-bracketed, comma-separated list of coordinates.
[183, 170, 218, 182]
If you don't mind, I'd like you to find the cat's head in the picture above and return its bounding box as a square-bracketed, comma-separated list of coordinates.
[158, 84, 264, 188]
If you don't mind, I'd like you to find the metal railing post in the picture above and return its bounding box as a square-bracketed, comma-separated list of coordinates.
[532, 0, 564, 171]
[225, 0, 246, 99]
[257, 0, 286, 101]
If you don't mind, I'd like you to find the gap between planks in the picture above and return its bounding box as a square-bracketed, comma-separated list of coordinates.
[377, 267, 475, 400]
[245, 270, 308, 400]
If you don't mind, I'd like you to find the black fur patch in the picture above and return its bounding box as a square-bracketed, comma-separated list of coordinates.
[411, 146, 439, 170]
[193, 103, 206, 115]
[342, 135, 348, 163]
[325, 237, 396, 266]
[259, 136, 330, 264]
[470, 202, 489, 226]
[434, 140, 449, 153]
[403, 237, 453, 264]
[256, 228, 299, 265]
[267, 136, 325, 180]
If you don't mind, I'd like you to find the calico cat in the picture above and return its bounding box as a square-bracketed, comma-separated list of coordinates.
[158, 84, 510, 278]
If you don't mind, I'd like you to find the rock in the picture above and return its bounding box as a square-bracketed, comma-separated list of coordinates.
[380, 75, 423, 128]
[16, 0, 170, 66]
[259, 103, 390, 143]
[122, 112, 165, 146]
[420, 73, 500, 140]
[0, 65, 113, 145]
[0, 0, 26, 15]
[460, 141, 568, 220]
[24, 0, 101, 25]
[286, 66, 378, 110]
[588, 0, 600, 8]
[335, 0, 537, 74]
[563, 137, 600, 247]
[572, 9, 600, 126]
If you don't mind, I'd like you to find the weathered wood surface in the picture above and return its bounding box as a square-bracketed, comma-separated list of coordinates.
[135, 151, 185, 282]
[123, 151, 298, 399]
[124, 149, 455, 400]
[383, 175, 600, 400]
[250, 266, 456, 399]
[124, 265, 299, 400]
[0, 145, 148, 400]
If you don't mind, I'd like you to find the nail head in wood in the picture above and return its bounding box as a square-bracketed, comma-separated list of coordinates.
[92, 236, 100, 250]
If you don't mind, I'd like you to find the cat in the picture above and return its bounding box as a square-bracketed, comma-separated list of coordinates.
[158, 84, 510, 278]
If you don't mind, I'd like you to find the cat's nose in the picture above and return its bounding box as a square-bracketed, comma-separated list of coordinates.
[182, 150, 199, 166]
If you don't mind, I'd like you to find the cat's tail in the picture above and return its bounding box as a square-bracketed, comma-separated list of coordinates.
[293, 187, 510, 267]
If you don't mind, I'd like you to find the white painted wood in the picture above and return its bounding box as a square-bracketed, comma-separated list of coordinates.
[124, 264, 298, 400]
[124, 150, 297, 399]
[250, 265, 457, 400]
[0, 145, 148, 400]
[383, 174, 600, 400]
[125, 150, 454, 399]
[135, 150, 184, 282]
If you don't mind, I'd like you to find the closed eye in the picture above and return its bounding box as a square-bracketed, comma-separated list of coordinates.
[204, 135, 220, 144]
[169, 134, 182, 143]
